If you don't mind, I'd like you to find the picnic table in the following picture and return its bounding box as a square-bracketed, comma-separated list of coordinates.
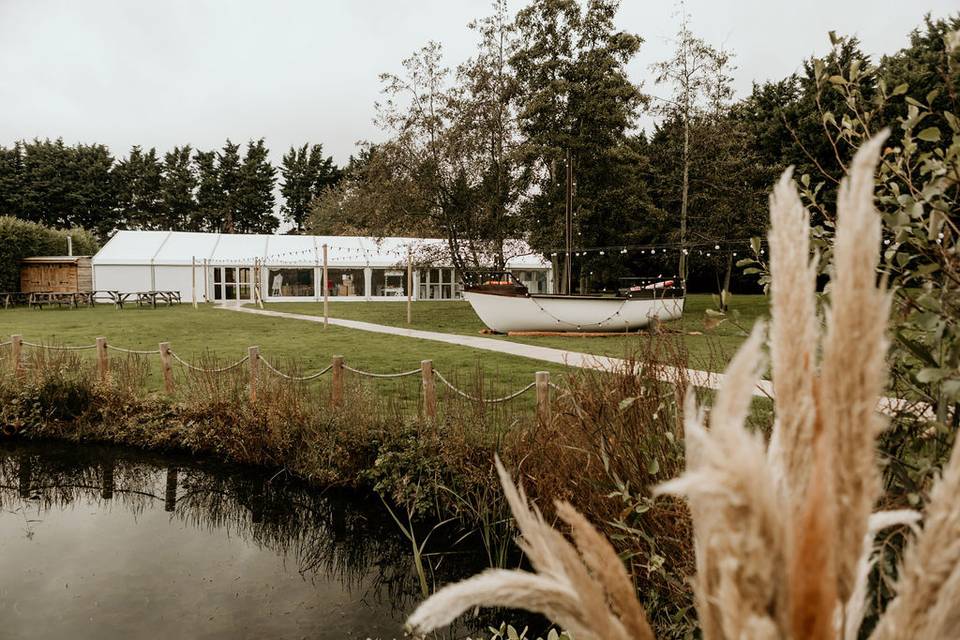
[0, 292, 29, 309]
[28, 291, 95, 309]
[92, 290, 181, 309]
[135, 291, 182, 308]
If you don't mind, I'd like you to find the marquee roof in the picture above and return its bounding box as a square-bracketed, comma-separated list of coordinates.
[92, 230, 550, 269]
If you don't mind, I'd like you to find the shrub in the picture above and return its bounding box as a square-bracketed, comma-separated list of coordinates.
[0, 216, 99, 291]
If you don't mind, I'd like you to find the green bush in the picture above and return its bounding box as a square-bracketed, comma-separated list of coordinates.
[0, 216, 100, 291]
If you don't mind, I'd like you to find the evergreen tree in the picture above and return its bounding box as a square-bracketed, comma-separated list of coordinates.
[217, 140, 242, 233]
[20, 138, 74, 227]
[161, 145, 196, 230]
[114, 145, 164, 229]
[281, 143, 340, 232]
[0, 143, 24, 217]
[70, 143, 117, 237]
[235, 139, 277, 233]
[192, 149, 221, 231]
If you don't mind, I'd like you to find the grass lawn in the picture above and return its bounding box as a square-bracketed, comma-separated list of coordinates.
[0, 304, 571, 395]
[261, 292, 769, 372]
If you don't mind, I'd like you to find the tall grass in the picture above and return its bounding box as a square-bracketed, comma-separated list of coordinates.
[406, 133, 960, 639]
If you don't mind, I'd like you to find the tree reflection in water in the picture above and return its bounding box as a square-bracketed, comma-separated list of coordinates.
[0, 440, 485, 622]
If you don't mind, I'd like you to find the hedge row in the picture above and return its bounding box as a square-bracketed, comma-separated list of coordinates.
[0, 216, 100, 292]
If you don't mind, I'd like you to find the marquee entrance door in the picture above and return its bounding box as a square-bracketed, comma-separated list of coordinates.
[212, 267, 252, 301]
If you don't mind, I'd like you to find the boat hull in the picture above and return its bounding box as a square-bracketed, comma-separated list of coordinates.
[463, 291, 683, 333]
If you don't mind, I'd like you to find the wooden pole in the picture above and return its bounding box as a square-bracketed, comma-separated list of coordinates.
[256, 257, 264, 309]
[158, 342, 174, 395]
[536, 371, 551, 426]
[331, 355, 344, 407]
[421, 359, 436, 420]
[322, 243, 329, 328]
[96, 337, 109, 383]
[203, 258, 209, 301]
[248, 346, 259, 403]
[10, 334, 22, 377]
[407, 248, 413, 325]
[191, 256, 198, 308]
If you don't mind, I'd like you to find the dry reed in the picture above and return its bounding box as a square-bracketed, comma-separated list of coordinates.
[405, 130, 960, 639]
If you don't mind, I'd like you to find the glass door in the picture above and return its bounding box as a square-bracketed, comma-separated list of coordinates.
[212, 267, 251, 301]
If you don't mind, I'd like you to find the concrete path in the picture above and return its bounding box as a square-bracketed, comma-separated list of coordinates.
[218, 304, 745, 395]
[217, 306, 927, 416]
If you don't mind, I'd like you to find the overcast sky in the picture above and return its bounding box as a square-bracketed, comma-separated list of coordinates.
[1, 0, 956, 166]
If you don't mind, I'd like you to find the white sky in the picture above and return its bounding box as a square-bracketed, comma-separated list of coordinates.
[1, 0, 956, 166]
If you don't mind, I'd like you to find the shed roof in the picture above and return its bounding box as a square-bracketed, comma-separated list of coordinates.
[93, 231, 549, 269]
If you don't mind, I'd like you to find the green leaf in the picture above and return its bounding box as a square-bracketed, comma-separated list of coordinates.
[917, 127, 940, 142]
[892, 83, 909, 96]
[828, 75, 847, 85]
[618, 397, 637, 411]
[916, 368, 950, 383]
[647, 457, 660, 476]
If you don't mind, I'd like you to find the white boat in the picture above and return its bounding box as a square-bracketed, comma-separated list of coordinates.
[462, 273, 684, 333]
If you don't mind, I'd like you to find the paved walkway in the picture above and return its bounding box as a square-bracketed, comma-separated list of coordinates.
[218, 304, 745, 395]
[220, 305, 924, 418]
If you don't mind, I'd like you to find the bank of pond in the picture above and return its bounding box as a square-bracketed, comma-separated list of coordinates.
[0, 440, 543, 639]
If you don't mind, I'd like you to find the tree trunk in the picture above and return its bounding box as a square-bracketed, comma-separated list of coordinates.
[679, 107, 690, 291]
[721, 252, 733, 312]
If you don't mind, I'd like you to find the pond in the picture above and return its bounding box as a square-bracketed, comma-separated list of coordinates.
[0, 441, 497, 639]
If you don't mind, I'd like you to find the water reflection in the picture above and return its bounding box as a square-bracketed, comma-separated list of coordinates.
[0, 441, 481, 639]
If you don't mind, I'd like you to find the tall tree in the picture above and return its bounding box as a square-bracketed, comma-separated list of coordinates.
[192, 149, 222, 231]
[70, 143, 117, 237]
[19, 138, 73, 228]
[280, 143, 340, 232]
[0, 143, 24, 218]
[651, 5, 727, 287]
[217, 140, 242, 233]
[511, 0, 648, 291]
[235, 138, 277, 233]
[114, 145, 163, 229]
[161, 145, 196, 230]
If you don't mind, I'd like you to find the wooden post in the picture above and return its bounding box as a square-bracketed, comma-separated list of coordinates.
[248, 346, 259, 403]
[191, 256, 198, 309]
[158, 342, 174, 395]
[322, 243, 329, 328]
[407, 248, 413, 325]
[10, 334, 22, 377]
[331, 355, 344, 407]
[203, 258, 209, 301]
[96, 337, 109, 383]
[536, 371, 551, 426]
[421, 359, 436, 420]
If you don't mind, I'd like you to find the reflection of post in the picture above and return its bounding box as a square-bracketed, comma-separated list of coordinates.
[101, 460, 115, 500]
[165, 467, 178, 512]
[18, 456, 31, 499]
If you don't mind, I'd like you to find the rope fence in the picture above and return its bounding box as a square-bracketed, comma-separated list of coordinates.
[259, 356, 332, 381]
[343, 364, 422, 379]
[3, 333, 555, 423]
[169, 350, 249, 373]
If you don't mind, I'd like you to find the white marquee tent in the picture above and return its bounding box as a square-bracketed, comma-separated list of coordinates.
[92, 230, 553, 303]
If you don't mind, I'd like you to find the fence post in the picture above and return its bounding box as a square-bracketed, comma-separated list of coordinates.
[10, 335, 22, 377]
[536, 371, 551, 426]
[96, 337, 109, 383]
[331, 355, 344, 407]
[158, 342, 174, 395]
[421, 360, 436, 420]
[248, 346, 259, 403]
[322, 243, 329, 328]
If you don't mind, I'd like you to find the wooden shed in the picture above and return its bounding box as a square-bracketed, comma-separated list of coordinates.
[19, 256, 93, 293]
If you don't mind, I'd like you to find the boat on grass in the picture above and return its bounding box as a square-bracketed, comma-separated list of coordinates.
[462, 271, 684, 333]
